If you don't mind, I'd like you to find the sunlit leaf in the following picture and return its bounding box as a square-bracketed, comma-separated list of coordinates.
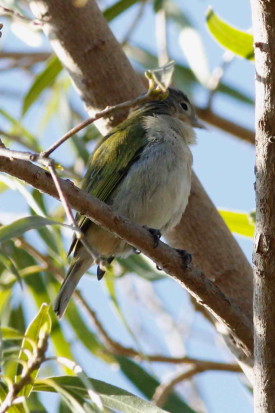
[0, 216, 65, 243]
[1, 326, 23, 340]
[22, 55, 63, 115]
[34, 376, 169, 413]
[125, 44, 254, 104]
[16, 303, 51, 397]
[22, 271, 74, 373]
[219, 210, 254, 238]
[56, 358, 104, 412]
[206, 8, 254, 60]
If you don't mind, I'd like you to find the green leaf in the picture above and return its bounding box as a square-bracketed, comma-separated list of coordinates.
[0, 251, 23, 288]
[0, 216, 65, 243]
[206, 8, 254, 60]
[65, 300, 114, 363]
[219, 210, 254, 238]
[16, 303, 51, 397]
[22, 270, 74, 373]
[103, 0, 141, 22]
[0, 382, 26, 413]
[0, 109, 40, 151]
[118, 255, 165, 281]
[1, 326, 23, 340]
[116, 356, 197, 413]
[125, 44, 254, 105]
[34, 376, 169, 413]
[22, 55, 63, 115]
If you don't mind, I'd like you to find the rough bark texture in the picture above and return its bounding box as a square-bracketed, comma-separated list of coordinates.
[28, 1, 253, 362]
[250, 1, 275, 411]
[0, 154, 253, 358]
[29, 0, 144, 132]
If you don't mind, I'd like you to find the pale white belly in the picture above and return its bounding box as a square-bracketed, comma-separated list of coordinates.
[112, 133, 193, 234]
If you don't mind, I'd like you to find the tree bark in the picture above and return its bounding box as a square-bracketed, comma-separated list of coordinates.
[250, 1, 275, 411]
[28, 0, 253, 364]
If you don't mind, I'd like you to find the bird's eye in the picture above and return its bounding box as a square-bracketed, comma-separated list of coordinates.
[180, 102, 189, 111]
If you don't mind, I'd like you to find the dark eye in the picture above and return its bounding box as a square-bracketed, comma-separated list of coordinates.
[180, 102, 189, 111]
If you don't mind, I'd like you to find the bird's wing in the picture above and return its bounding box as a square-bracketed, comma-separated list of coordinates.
[68, 117, 148, 256]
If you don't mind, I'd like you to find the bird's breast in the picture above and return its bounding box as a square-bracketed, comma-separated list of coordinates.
[112, 121, 193, 233]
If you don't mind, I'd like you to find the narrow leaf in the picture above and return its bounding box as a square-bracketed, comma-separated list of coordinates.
[22, 56, 63, 115]
[206, 8, 254, 60]
[0, 216, 65, 243]
[16, 303, 51, 397]
[103, 0, 141, 22]
[125, 44, 254, 104]
[219, 210, 254, 238]
[116, 356, 197, 413]
[34, 376, 169, 413]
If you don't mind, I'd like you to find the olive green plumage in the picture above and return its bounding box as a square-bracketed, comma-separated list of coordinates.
[54, 88, 202, 317]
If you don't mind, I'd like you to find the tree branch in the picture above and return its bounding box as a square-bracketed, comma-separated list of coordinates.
[0, 154, 253, 358]
[251, 1, 275, 411]
[26, 0, 253, 369]
[0, 334, 48, 413]
[153, 360, 241, 407]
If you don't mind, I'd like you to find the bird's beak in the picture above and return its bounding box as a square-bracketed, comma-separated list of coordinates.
[193, 118, 207, 129]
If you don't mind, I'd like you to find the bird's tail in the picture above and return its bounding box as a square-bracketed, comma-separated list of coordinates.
[54, 255, 93, 318]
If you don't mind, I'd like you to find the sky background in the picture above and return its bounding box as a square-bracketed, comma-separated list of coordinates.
[0, 0, 254, 411]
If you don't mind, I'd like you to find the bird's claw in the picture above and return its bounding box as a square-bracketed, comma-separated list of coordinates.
[176, 249, 192, 268]
[143, 226, 161, 248]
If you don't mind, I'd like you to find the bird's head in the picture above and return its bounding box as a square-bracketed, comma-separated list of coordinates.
[134, 87, 204, 129]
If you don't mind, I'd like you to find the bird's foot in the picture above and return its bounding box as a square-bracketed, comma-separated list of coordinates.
[143, 226, 162, 248]
[97, 256, 114, 280]
[176, 249, 192, 268]
[132, 247, 141, 254]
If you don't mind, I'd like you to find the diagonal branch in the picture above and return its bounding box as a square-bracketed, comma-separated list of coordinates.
[0, 154, 253, 358]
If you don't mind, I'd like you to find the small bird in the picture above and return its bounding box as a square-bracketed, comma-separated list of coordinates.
[54, 88, 202, 317]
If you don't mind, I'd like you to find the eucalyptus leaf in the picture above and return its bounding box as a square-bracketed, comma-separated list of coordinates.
[116, 356, 197, 413]
[34, 376, 169, 413]
[22, 56, 63, 115]
[219, 209, 254, 238]
[206, 8, 254, 60]
[16, 303, 51, 397]
[104, 0, 141, 22]
[0, 216, 66, 243]
[125, 44, 254, 105]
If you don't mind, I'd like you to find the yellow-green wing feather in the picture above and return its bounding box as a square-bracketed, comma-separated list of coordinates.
[69, 116, 148, 256]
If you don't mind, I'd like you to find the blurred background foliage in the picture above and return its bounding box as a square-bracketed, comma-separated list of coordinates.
[0, 0, 254, 412]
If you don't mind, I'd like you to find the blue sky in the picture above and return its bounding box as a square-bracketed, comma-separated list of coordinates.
[0, 0, 254, 411]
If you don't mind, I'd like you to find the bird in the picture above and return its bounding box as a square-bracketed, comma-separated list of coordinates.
[54, 87, 203, 317]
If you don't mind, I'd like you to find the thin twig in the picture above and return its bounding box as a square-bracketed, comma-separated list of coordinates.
[0, 334, 48, 413]
[41, 85, 166, 157]
[0, 6, 43, 26]
[153, 361, 241, 407]
[121, 0, 147, 46]
[46, 161, 99, 262]
[206, 51, 234, 109]
[14, 239, 241, 372]
[0, 154, 254, 359]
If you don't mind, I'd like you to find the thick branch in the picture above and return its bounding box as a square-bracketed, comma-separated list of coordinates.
[251, 1, 275, 412]
[27, 0, 253, 367]
[0, 155, 253, 358]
